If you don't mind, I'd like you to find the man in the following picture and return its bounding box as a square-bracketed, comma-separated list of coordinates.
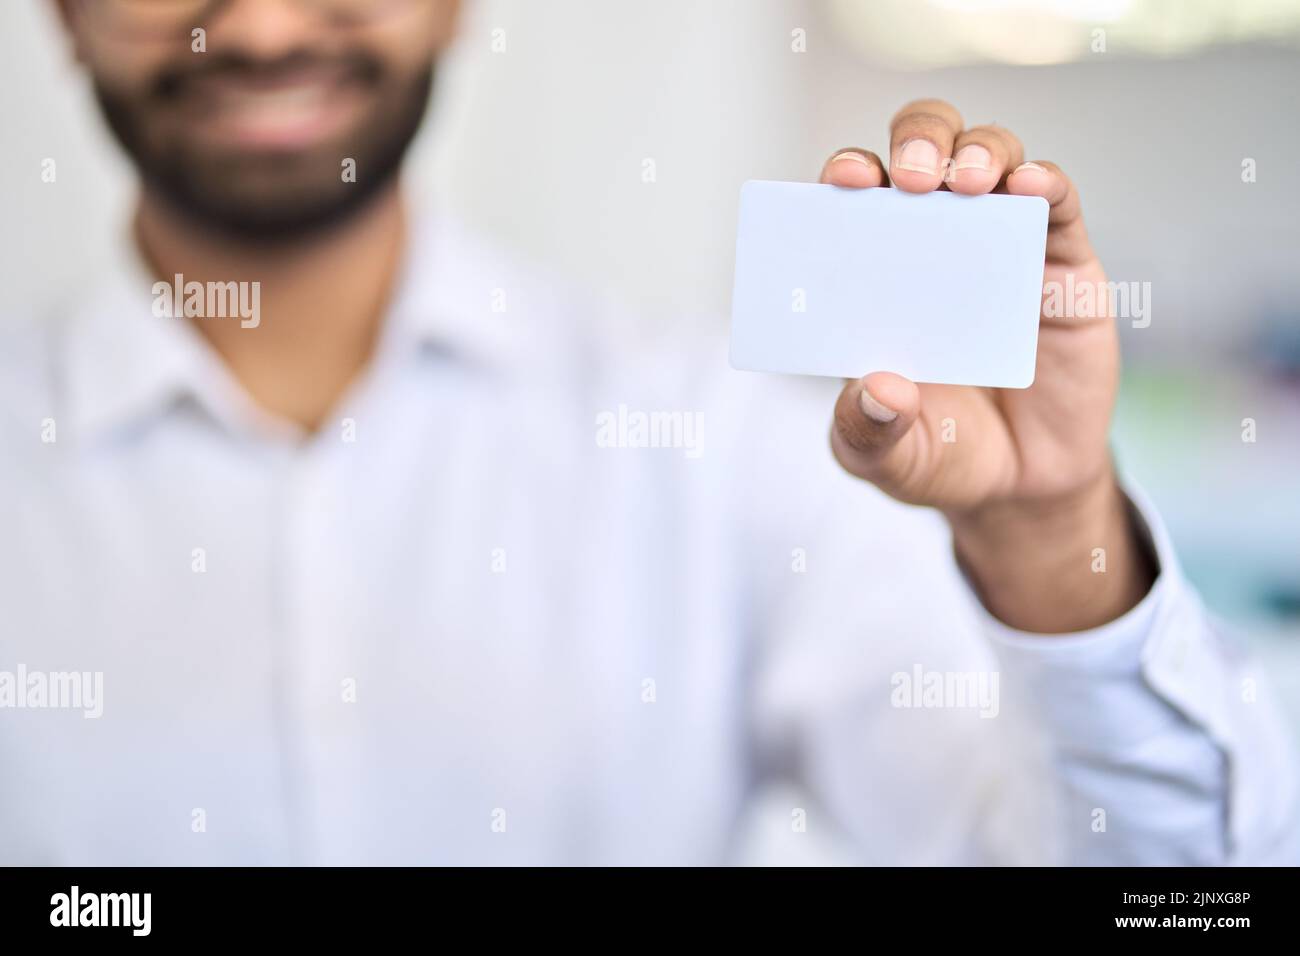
[0, 0, 1293, 865]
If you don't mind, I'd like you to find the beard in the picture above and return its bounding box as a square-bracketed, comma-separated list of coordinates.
[92, 51, 434, 243]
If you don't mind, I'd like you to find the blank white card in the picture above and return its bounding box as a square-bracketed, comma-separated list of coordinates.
[729, 181, 1049, 388]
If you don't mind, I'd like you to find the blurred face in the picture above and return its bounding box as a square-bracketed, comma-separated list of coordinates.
[61, 0, 459, 239]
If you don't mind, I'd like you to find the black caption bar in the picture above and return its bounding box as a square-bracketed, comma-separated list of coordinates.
[0, 866, 1287, 943]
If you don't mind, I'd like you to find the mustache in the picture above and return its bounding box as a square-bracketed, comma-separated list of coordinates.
[150, 49, 384, 100]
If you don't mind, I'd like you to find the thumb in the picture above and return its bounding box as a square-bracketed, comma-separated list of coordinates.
[830, 371, 924, 492]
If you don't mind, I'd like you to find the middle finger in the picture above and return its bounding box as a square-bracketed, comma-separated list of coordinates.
[949, 125, 1025, 195]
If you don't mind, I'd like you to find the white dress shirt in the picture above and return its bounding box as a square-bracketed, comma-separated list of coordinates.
[1, 209, 1296, 866]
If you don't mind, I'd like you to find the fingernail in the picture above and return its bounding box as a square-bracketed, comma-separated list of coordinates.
[953, 145, 991, 171]
[860, 388, 898, 424]
[1014, 161, 1049, 174]
[895, 139, 940, 175]
[830, 150, 871, 167]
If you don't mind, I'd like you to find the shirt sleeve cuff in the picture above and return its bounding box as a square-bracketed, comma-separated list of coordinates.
[970, 481, 1233, 755]
[963, 482, 1300, 863]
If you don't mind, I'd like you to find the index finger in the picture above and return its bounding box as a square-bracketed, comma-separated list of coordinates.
[888, 98, 964, 193]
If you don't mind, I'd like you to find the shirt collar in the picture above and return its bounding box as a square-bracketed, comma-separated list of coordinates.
[382, 208, 556, 374]
[59, 207, 552, 445]
[61, 230, 216, 444]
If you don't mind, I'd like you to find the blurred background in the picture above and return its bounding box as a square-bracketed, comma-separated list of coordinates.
[2, 0, 1298, 860]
